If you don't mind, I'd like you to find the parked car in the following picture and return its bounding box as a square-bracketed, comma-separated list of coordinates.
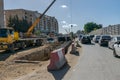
[99, 35, 111, 46]
[108, 36, 120, 49]
[113, 42, 120, 57]
[89, 35, 94, 40]
[79, 34, 83, 41]
[57, 36, 71, 42]
[47, 37, 55, 43]
[81, 35, 91, 44]
[93, 35, 101, 43]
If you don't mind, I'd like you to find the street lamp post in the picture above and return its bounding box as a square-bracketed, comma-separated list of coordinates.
[71, 24, 73, 32]
[70, 24, 74, 40]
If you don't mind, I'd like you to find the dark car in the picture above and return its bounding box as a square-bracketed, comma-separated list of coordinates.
[57, 36, 71, 42]
[89, 35, 94, 40]
[47, 37, 55, 43]
[81, 36, 91, 44]
[79, 34, 83, 41]
[99, 35, 111, 46]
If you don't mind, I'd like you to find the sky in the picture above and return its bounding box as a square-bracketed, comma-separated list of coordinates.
[4, 0, 120, 34]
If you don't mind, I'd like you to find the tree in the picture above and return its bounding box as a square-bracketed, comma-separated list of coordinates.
[76, 30, 84, 35]
[8, 15, 19, 31]
[84, 22, 102, 33]
[7, 15, 32, 33]
[34, 30, 41, 36]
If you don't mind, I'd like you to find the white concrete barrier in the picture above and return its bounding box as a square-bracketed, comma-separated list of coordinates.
[47, 48, 67, 70]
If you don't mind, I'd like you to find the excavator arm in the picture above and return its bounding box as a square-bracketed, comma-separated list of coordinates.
[26, 0, 56, 36]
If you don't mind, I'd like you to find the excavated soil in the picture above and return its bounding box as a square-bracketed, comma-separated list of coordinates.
[0, 41, 81, 80]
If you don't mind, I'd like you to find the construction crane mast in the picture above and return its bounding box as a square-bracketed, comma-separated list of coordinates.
[26, 0, 56, 37]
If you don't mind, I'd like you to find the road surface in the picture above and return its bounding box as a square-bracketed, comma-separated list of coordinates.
[63, 43, 120, 80]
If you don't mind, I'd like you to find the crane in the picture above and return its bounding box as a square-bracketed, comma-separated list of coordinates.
[65, 29, 70, 34]
[0, 0, 56, 52]
[26, 0, 56, 37]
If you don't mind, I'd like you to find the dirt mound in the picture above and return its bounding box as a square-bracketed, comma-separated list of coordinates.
[6, 42, 61, 62]
[0, 41, 81, 80]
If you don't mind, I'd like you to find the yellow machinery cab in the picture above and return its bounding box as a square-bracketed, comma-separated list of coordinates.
[0, 27, 19, 49]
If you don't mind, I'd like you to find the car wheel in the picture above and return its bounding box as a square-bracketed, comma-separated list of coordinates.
[111, 45, 114, 50]
[108, 46, 110, 49]
[21, 42, 26, 49]
[108, 45, 111, 49]
[113, 48, 118, 57]
[8, 44, 15, 53]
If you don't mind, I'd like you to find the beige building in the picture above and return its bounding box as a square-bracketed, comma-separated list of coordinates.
[5, 9, 59, 34]
[89, 24, 120, 35]
[0, 0, 4, 28]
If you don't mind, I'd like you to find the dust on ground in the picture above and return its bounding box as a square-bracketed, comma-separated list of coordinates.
[0, 42, 81, 80]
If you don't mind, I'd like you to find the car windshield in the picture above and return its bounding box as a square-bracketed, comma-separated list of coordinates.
[47, 38, 54, 41]
[9, 29, 14, 35]
[117, 37, 120, 40]
[83, 36, 90, 39]
[0, 29, 8, 37]
[102, 36, 111, 39]
[96, 36, 100, 39]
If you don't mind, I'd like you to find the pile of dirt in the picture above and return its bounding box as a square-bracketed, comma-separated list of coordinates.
[0, 61, 43, 80]
[6, 42, 61, 62]
[0, 41, 81, 80]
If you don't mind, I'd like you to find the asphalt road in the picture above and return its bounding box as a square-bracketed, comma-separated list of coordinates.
[63, 42, 120, 80]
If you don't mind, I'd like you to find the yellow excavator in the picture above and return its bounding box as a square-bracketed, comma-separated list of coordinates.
[0, 0, 56, 52]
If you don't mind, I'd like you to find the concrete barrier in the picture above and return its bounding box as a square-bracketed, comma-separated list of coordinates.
[47, 48, 67, 70]
[70, 42, 76, 54]
[56, 41, 72, 54]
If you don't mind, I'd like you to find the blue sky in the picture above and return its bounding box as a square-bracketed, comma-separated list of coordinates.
[4, 0, 120, 34]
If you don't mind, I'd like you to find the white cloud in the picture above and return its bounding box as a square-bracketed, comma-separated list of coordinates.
[61, 21, 69, 28]
[61, 5, 68, 8]
[62, 24, 69, 28]
[61, 20, 77, 28]
[61, 21, 67, 24]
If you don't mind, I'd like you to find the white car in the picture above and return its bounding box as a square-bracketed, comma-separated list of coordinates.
[108, 36, 120, 49]
[113, 42, 120, 57]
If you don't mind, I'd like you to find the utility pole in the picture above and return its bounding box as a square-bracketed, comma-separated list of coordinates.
[0, 0, 4, 28]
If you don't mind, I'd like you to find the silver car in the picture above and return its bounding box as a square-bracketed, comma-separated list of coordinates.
[108, 36, 120, 49]
[92, 35, 101, 43]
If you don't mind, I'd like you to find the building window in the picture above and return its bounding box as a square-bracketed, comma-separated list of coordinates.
[25, 16, 27, 19]
[30, 14, 32, 17]
[25, 12, 27, 15]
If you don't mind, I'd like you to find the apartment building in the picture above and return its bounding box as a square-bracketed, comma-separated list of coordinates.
[0, 0, 4, 28]
[5, 9, 59, 34]
[89, 24, 120, 35]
